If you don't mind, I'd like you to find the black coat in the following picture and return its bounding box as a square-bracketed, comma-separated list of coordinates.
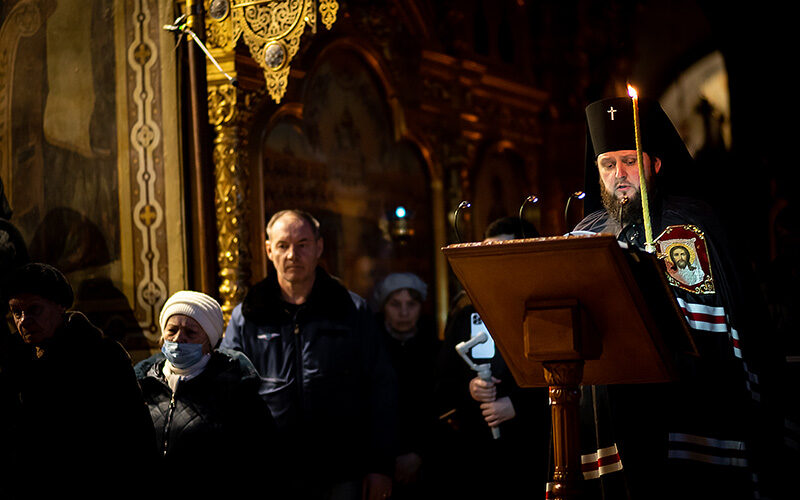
[379, 316, 440, 459]
[5, 311, 156, 497]
[134, 349, 276, 491]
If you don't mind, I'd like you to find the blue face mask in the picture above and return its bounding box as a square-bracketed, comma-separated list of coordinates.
[161, 340, 205, 369]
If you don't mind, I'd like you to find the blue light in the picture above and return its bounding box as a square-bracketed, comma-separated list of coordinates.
[395, 206, 407, 218]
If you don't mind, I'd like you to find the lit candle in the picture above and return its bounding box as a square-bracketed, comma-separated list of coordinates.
[627, 84, 655, 253]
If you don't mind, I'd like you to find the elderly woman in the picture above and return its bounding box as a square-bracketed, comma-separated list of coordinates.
[373, 273, 441, 499]
[134, 291, 276, 487]
[4, 263, 155, 496]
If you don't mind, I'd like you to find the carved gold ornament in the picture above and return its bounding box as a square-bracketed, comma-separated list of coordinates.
[207, 0, 339, 102]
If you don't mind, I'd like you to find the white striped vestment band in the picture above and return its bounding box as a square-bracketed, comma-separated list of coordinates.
[675, 297, 729, 332]
[668, 433, 748, 467]
[581, 444, 623, 479]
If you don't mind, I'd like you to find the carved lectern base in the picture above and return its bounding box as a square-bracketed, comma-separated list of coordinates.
[544, 360, 585, 500]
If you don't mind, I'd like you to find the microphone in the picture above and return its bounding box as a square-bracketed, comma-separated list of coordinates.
[454, 201, 471, 243]
[564, 191, 585, 236]
[163, 15, 239, 87]
[518, 195, 539, 238]
[619, 195, 629, 226]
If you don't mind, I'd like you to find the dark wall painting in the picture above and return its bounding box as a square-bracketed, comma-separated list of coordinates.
[1, 0, 182, 361]
[1, 0, 136, 348]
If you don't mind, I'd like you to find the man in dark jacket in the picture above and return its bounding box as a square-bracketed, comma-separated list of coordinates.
[222, 209, 398, 500]
[4, 262, 156, 497]
[571, 96, 786, 499]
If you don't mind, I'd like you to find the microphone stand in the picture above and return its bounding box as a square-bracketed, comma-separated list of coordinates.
[454, 201, 471, 243]
[518, 195, 539, 238]
[564, 191, 585, 236]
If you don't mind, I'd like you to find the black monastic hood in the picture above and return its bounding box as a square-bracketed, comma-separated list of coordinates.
[582, 96, 695, 214]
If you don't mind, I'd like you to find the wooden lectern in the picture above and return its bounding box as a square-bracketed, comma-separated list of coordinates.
[442, 233, 694, 499]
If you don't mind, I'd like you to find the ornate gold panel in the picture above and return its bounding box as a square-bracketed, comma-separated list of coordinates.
[207, 0, 339, 102]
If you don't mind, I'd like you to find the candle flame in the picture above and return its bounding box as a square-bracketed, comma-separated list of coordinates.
[627, 84, 638, 99]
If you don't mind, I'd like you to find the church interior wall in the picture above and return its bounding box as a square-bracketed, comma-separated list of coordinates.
[1, 0, 186, 362]
[2, 0, 796, 361]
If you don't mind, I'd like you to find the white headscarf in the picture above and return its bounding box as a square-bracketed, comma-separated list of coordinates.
[373, 272, 428, 307]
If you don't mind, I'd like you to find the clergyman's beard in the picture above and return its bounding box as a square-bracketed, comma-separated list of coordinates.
[600, 179, 643, 227]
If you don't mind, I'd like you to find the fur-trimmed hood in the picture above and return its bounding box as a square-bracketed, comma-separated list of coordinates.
[241, 267, 361, 324]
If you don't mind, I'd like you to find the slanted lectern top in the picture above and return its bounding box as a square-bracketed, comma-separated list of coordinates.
[442, 233, 694, 388]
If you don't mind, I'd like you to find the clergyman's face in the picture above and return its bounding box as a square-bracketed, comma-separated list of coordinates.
[8, 293, 65, 345]
[597, 150, 661, 204]
[266, 214, 323, 288]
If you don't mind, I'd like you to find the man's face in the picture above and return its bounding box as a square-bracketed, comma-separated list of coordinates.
[8, 293, 65, 344]
[597, 150, 661, 204]
[266, 214, 323, 287]
[671, 247, 689, 269]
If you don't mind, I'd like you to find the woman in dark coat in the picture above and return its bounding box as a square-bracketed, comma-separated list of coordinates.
[373, 273, 441, 499]
[134, 291, 276, 494]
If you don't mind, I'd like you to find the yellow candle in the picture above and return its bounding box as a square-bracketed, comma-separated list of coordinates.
[627, 85, 655, 253]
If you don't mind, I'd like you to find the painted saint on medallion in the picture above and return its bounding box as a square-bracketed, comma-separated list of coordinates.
[655, 225, 714, 294]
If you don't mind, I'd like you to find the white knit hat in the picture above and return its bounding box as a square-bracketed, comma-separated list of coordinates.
[159, 291, 224, 348]
[374, 272, 428, 307]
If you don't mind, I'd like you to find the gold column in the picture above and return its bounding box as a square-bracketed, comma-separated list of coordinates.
[202, 0, 263, 324]
[208, 82, 255, 323]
